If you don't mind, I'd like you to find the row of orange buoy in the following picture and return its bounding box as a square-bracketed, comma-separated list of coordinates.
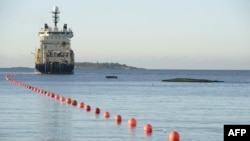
[5, 74, 180, 141]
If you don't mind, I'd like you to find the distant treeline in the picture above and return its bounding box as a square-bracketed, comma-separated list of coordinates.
[74, 62, 142, 69]
[0, 62, 142, 70]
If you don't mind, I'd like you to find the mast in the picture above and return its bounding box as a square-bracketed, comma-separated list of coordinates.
[52, 6, 60, 27]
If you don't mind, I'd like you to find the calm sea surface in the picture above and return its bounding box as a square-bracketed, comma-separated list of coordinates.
[0, 68, 250, 141]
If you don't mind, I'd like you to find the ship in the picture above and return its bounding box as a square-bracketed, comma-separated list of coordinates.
[34, 6, 74, 74]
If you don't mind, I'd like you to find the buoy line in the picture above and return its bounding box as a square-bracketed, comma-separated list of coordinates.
[5, 74, 181, 140]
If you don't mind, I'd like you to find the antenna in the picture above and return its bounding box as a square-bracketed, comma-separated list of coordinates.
[52, 6, 60, 27]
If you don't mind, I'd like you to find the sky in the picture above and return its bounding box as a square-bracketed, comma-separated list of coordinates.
[0, 0, 249, 69]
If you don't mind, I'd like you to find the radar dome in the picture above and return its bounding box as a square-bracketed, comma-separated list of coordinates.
[52, 6, 59, 13]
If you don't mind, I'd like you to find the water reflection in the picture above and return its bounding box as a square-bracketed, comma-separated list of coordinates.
[128, 126, 136, 141]
[38, 100, 72, 141]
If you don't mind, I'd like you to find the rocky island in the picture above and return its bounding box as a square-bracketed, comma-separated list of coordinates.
[162, 78, 224, 83]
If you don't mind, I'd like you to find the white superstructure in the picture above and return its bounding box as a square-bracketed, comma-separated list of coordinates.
[34, 6, 74, 74]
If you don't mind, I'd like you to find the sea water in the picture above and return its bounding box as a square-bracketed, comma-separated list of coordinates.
[0, 68, 250, 141]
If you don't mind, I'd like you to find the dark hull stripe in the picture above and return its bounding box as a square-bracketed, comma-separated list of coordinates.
[35, 63, 74, 74]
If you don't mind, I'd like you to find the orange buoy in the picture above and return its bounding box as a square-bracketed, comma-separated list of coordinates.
[169, 131, 180, 141]
[46, 93, 51, 97]
[39, 90, 44, 94]
[103, 111, 110, 118]
[115, 114, 122, 124]
[60, 96, 65, 102]
[50, 93, 55, 98]
[41, 90, 45, 94]
[128, 118, 137, 127]
[36, 88, 40, 93]
[55, 94, 60, 100]
[78, 102, 84, 108]
[66, 98, 72, 104]
[144, 124, 153, 134]
[85, 105, 91, 112]
[72, 100, 77, 106]
[94, 108, 100, 114]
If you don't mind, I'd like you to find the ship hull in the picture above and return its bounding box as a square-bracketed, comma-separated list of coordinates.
[35, 63, 74, 74]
